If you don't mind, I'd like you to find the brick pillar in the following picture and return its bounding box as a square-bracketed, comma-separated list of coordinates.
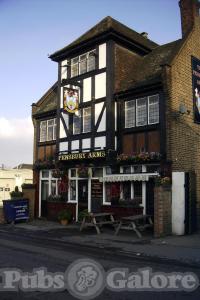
[154, 186, 172, 238]
[22, 184, 36, 220]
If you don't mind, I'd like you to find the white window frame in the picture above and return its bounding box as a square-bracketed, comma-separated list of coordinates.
[125, 94, 159, 128]
[125, 100, 135, 128]
[148, 94, 159, 125]
[39, 118, 56, 142]
[71, 50, 96, 78]
[39, 170, 59, 217]
[136, 97, 147, 127]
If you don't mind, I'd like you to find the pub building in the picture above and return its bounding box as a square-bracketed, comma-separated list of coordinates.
[32, 0, 200, 235]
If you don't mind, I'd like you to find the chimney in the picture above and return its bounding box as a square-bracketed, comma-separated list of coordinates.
[140, 32, 148, 39]
[179, 0, 200, 36]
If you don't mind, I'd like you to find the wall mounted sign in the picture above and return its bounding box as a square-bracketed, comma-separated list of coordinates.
[59, 150, 106, 161]
[63, 88, 79, 113]
[192, 57, 200, 123]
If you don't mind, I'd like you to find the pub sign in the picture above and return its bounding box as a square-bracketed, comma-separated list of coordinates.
[63, 88, 79, 113]
[192, 57, 200, 123]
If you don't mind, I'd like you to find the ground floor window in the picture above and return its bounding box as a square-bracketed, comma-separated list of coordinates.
[40, 170, 59, 201]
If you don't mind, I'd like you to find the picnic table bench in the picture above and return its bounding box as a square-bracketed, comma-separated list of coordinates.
[80, 212, 118, 234]
[115, 214, 153, 238]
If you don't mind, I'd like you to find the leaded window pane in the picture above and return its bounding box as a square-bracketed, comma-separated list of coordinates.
[136, 97, 147, 126]
[71, 57, 79, 77]
[87, 51, 96, 72]
[148, 95, 159, 124]
[125, 100, 135, 128]
[73, 112, 81, 134]
[83, 107, 91, 133]
[79, 54, 87, 75]
[40, 121, 47, 142]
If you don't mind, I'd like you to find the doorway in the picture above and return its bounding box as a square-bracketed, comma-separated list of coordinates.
[78, 180, 88, 216]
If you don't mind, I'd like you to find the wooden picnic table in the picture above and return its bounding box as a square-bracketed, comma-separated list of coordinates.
[80, 212, 117, 234]
[115, 214, 153, 238]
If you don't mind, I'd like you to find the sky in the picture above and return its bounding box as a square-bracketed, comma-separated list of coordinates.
[0, 0, 181, 167]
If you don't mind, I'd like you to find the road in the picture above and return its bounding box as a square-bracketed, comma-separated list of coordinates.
[0, 226, 199, 300]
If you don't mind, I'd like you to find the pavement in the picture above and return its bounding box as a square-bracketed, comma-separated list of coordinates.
[2, 219, 200, 268]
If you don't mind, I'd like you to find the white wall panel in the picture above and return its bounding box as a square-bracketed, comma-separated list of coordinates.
[83, 77, 91, 102]
[97, 108, 106, 132]
[95, 102, 104, 124]
[61, 59, 68, 80]
[95, 136, 106, 149]
[71, 140, 79, 151]
[60, 87, 63, 108]
[99, 43, 106, 69]
[82, 138, 91, 150]
[59, 141, 68, 152]
[62, 112, 69, 129]
[59, 119, 67, 138]
[172, 172, 185, 235]
[95, 73, 106, 99]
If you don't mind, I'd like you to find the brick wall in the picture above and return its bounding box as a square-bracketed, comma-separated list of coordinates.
[22, 184, 36, 220]
[165, 20, 200, 227]
[114, 44, 142, 92]
[154, 186, 172, 237]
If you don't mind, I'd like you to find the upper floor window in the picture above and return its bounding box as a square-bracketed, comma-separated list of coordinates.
[73, 108, 91, 134]
[83, 107, 91, 133]
[125, 100, 135, 128]
[40, 118, 56, 142]
[73, 112, 81, 135]
[125, 94, 159, 128]
[71, 50, 96, 77]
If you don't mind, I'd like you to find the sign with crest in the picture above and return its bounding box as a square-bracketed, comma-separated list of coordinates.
[63, 88, 79, 113]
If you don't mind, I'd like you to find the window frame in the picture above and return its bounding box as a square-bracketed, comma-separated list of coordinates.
[125, 99, 136, 128]
[83, 107, 91, 133]
[39, 118, 56, 143]
[70, 50, 96, 78]
[124, 94, 159, 129]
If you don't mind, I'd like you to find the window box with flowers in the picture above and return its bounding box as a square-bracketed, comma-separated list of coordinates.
[117, 152, 162, 164]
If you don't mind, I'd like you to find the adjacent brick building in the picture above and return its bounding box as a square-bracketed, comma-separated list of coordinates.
[32, 0, 200, 234]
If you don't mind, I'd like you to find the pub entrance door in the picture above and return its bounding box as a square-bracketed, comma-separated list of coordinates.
[78, 180, 88, 217]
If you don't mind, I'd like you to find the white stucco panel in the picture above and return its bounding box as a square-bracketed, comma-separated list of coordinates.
[82, 138, 91, 150]
[62, 112, 69, 129]
[95, 136, 106, 149]
[59, 119, 67, 138]
[59, 141, 68, 152]
[61, 59, 68, 80]
[71, 140, 79, 151]
[95, 72, 106, 99]
[60, 87, 63, 108]
[99, 43, 106, 69]
[83, 77, 92, 102]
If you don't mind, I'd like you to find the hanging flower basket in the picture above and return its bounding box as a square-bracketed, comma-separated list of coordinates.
[155, 176, 171, 187]
[77, 166, 89, 178]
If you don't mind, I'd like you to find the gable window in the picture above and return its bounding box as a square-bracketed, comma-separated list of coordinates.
[73, 111, 81, 135]
[39, 118, 56, 142]
[71, 50, 96, 77]
[136, 97, 147, 126]
[125, 100, 135, 128]
[83, 107, 91, 133]
[148, 95, 159, 124]
[71, 57, 79, 77]
[125, 94, 159, 128]
[79, 54, 87, 75]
